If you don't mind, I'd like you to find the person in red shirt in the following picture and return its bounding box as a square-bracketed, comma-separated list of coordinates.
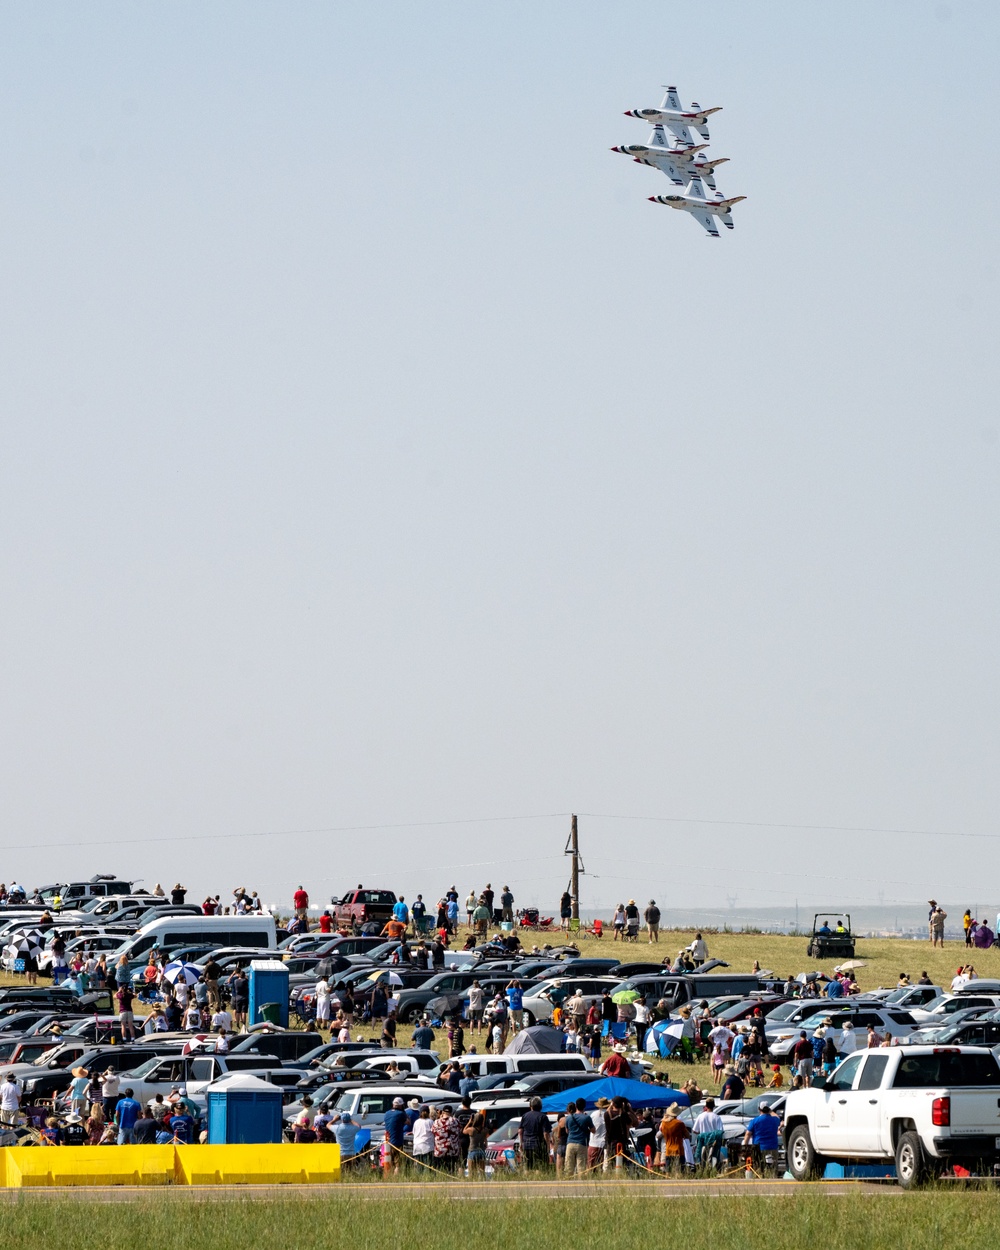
[318, 910, 333, 934]
[600, 1044, 631, 1079]
[293, 886, 309, 919]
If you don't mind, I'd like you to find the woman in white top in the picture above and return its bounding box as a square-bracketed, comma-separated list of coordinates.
[838, 1022, 857, 1055]
[411, 1107, 435, 1165]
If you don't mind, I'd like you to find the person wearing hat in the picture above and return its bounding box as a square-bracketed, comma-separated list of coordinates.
[719, 1064, 745, 1102]
[62, 1111, 87, 1147]
[600, 1042, 631, 1080]
[644, 900, 661, 943]
[659, 1102, 690, 1173]
[67, 1066, 90, 1117]
[384, 1096, 408, 1171]
[624, 900, 640, 942]
[587, 1097, 609, 1170]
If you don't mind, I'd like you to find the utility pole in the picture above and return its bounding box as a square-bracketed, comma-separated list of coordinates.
[564, 813, 583, 920]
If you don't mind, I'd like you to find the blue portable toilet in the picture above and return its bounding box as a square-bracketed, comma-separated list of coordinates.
[248, 958, 290, 1027]
[206, 1073, 285, 1144]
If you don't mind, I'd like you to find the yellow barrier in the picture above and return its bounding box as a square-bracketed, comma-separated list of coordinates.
[174, 1143, 340, 1185]
[2, 1145, 175, 1187]
[0, 1144, 340, 1187]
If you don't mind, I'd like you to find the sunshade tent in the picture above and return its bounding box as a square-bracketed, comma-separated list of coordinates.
[540, 1076, 690, 1113]
[504, 1026, 565, 1055]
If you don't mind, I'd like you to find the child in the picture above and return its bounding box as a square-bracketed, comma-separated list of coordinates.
[491, 1021, 503, 1055]
[711, 1043, 726, 1085]
[565, 1025, 579, 1053]
[766, 1064, 783, 1090]
[588, 1029, 602, 1065]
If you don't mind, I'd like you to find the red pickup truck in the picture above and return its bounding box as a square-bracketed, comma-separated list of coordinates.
[331, 887, 398, 931]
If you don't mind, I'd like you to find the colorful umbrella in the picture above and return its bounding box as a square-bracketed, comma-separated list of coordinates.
[162, 961, 201, 986]
[611, 989, 640, 1006]
[369, 969, 404, 987]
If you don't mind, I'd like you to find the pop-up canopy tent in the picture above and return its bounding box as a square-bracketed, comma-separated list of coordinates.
[540, 1076, 690, 1113]
[504, 1025, 566, 1055]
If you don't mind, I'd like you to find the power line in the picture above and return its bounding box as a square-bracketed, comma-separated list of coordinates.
[4, 813, 569, 854]
[577, 812, 999, 840]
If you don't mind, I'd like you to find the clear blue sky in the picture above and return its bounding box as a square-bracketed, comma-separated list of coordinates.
[0, 3, 997, 912]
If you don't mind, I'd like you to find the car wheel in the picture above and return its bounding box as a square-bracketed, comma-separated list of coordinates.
[399, 1005, 416, 1024]
[895, 1130, 929, 1189]
[786, 1124, 824, 1181]
[806, 943, 814, 958]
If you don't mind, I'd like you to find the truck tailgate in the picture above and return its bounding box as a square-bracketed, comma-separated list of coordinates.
[948, 1089, 1000, 1133]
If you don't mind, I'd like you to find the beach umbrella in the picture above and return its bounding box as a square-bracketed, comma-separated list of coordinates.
[611, 989, 641, 1006]
[644, 1019, 685, 1058]
[368, 969, 404, 987]
[426, 993, 467, 1018]
[162, 961, 201, 986]
[13, 937, 42, 959]
[834, 960, 867, 972]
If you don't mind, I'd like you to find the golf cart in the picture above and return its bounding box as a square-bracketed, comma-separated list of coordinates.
[806, 913, 855, 960]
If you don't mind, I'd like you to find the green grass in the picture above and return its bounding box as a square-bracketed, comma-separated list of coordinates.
[3, 1191, 1000, 1249]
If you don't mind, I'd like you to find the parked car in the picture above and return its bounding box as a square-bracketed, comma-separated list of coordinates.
[519, 977, 622, 1026]
[331, 888, 398, 932]
[784, 1045, 1000, 1187]
[768, 1006, 917, 1059]
[908, 995, 1000, 1026]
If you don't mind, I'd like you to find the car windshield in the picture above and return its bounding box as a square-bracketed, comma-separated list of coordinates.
[487, 1120, 522, 1143]
[763, 1002, 800, 1023]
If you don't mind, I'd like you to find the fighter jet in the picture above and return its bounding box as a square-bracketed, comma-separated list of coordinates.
[648, 176, 746, 237]
[624, 85, 721, 144]
[611, 122, 730, 190]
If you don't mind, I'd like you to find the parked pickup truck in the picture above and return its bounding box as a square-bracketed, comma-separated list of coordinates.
[330, 887, 397, 932]
[784, 1045, 1000, 1187]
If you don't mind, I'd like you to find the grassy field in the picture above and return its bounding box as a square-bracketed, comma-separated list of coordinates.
[2, 928, 988, 1097]
[3, 1191, 1000, 1248]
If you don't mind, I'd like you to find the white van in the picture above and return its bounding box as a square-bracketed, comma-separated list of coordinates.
[112, 914, 277, 963]
[451, 1053, 593, 1079]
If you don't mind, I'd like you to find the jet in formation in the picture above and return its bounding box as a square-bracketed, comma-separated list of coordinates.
[648, 176, 747, 237]
[615, 83, 745, 236]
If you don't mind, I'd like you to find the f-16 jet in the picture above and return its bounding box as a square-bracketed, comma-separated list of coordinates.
[648, 176, 746, 237]
[611, 123, 730, 190]
[624, 85, 721, 144]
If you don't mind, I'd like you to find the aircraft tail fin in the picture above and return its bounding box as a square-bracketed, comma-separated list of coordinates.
[648, 123, 670, 148]
[685, 176, 707, 200]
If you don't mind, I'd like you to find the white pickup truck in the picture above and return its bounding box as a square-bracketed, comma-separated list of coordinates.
[784, 1045, 1000, 1187]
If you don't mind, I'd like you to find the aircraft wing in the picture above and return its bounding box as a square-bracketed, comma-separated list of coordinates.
[691, 209, 720, 237]
[660, 86, 683, 111]
[665, 120, 694, 144]
[644, 150, 686, 185]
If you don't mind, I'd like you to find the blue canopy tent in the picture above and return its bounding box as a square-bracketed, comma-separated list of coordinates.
[540, 1077, 690, 1113]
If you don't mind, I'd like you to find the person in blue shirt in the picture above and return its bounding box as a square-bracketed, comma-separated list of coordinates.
[563, 1098, 595, 1176]
[392, 898, 409, 926]
[383, 1097, 408, 1170]
[412, 1020, 435, 1050]
[169, 1112, 195, 1144]
[826, 977, 844, 999]
[334, 1113, 357, 1165]
[506, 979, 524, 1032]
[114, 1087, 142, 1145]
[743, 1102, 781, 1164]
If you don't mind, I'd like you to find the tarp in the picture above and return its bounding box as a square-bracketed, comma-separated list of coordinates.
[540, 1076, 690, 1113]
[503, 1025, 566, 1055]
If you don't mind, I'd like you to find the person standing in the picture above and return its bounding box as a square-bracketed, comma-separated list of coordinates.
[930, 905, 947, 948]
[792, 1032, 814, 1084]
[603, 1096, 635, 1171]
[411, 1106, 435, 1170]
[431, 1104, 462, 1172]
[519, 1097, 553, 1170]
[0, 1074, 21, 1126]
[293, 885, 309, 921]
[465, 890, 477, 928]
[690, 933, 709, 966]
[500, 886, 514, 924]
[563, 1099, 595, 1176]
[644, 900, 661, 943]
[560, 891, 573, 931]
[116, 982, 136, 1043]
[114, 1087, 141, 1145]
[633, 996, 650, 1051]
[314, 978, 331, 1030]
[587, 1098, 608, 1170]
[468, 981, 484, 1034]
[505, 979, 524, 1033]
